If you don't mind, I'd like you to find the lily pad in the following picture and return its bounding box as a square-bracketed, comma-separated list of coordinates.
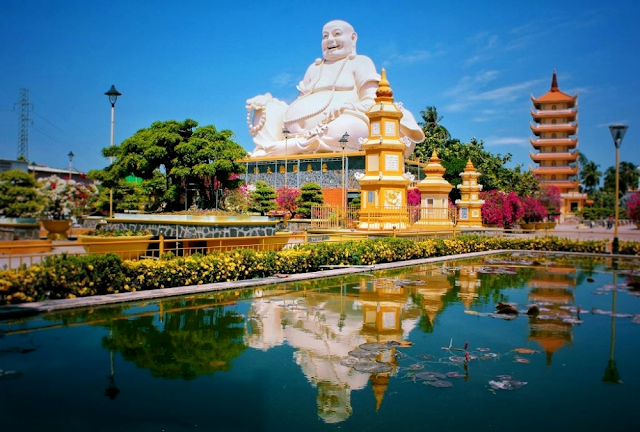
[353, 361, 393, 374]
[428, 380, 453, 388]
[348, 349, 377, 359]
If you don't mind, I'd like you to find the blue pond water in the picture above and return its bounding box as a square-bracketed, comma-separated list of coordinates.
[1, 252, 639, 432]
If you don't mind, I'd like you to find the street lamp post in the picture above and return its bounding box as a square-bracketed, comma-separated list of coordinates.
[283, 127, 290, 189]
[339, 132, 349, 227]
[105, 85, 121, 219]
[67, 151, 74, 180]
[609, 124, 628, 254]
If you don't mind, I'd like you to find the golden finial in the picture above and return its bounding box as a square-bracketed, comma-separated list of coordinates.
[376, 68, 394, 101]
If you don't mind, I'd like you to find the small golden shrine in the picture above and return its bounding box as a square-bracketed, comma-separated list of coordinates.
[456, 158, 484, 227]
[414, 151, 454, 229]
[357, 69, 410, 230]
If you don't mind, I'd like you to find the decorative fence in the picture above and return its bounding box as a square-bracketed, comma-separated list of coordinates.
[311, 205, 458, 230]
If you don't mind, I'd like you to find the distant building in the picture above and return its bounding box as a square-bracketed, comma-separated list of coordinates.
[0, 158, 91, 185]
[530, 71, 588, 220]
[0, 159, 28, 173]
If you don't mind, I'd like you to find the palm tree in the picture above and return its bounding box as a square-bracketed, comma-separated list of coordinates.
[580, 161, 602, 194]
[419, 106, 450, 140]
[604, 162, 640, 196]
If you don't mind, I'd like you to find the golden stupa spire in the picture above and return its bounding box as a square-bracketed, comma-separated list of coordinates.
[464, 158, 476, 172]
[375, 68, 394, 102]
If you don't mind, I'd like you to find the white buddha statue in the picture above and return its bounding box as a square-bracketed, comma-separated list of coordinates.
[247, 20, 425, 158]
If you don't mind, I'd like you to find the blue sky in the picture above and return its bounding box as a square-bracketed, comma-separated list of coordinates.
[1, 0, 638, 179]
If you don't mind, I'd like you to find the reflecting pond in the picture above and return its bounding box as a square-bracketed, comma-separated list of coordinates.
[1, 252, 640, 431]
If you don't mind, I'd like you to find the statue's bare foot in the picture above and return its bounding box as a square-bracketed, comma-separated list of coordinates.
[251, 149, 267, 157]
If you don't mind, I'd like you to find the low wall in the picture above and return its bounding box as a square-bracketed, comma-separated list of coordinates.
[0, 221, 40, 241]
[103, 216, 283, 239]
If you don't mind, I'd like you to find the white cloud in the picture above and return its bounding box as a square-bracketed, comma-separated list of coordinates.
[484, 136, 529, 147]
[271, 72, 296, 88]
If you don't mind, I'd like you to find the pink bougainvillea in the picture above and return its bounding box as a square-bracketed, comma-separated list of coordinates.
[480, 190, 524, 228]
[276, 186, 301, 216]
[520, 196, 548, 223]
[627, 191, 640, 223]
[407, 188, 421, 206]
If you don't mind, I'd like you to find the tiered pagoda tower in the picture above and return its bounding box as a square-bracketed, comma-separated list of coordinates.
[530, 71, 588, 220]
[358, 69, 410, 230]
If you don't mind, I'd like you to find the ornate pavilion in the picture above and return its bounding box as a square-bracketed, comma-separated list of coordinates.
[530, 71, 589, 220]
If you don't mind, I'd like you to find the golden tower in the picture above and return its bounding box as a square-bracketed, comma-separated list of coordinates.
[414, 151, 454, 229]
[358, 69, 410, 230]
[456, 158, 484, 227]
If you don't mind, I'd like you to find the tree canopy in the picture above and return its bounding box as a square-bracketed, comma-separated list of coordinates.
[94, 119, 248, 212]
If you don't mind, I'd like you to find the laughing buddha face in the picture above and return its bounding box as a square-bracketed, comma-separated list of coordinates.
[321, 20, 356, 61]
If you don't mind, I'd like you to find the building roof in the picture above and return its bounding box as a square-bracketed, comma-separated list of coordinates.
[531, 71, 577, 106]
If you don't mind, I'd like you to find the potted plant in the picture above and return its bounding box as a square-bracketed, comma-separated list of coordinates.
[519, 196, 548, 230]
[37, 175, 98, 239]
[77, 228, 153, 260]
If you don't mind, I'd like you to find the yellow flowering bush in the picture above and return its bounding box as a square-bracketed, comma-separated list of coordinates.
[1, 235, 638, 305]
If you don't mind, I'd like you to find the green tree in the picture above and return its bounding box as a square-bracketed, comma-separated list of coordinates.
[419, 106, 450, 140]
[249, 181, 277, 215]
[100, 119, 247, 212]
[414, 137, 537, 199]
[0, 169, 41, 217]
[580, 160, 602, 194]
[296, 182, 324, 217]
[603, 162, 639, 197]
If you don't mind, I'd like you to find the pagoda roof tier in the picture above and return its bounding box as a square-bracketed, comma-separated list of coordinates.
[531, 166, 579, 176]
[531, 71, 577, 108]
[529, 151, 578, 162]
[530, 137, 578, 148]
[539, 179, 580, 190]
[530, 123, 577, 136]
[531, 109, 577, 121]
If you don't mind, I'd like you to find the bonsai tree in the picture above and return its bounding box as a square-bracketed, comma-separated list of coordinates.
[295, 182, 324, 218]
[0, 169, 41, 218]
[627, 191, 640, 224]
[248, 181, 277, 216]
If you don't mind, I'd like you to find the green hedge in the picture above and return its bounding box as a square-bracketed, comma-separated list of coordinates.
[1, 235, 637, 305]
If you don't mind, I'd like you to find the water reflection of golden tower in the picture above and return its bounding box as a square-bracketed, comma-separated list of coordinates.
[456, 265, 481, 309]
[358, 69, 410, 230]
[414, 266, 455, 329]
[358, 275, 420, 411]
[455, 159, 484, 227]
[414, 151, 455, 230]
[371, 373, 390, 411]
[527, 264, 577, 366]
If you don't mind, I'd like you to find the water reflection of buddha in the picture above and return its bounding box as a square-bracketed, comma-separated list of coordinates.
[244, 281, 419, 423]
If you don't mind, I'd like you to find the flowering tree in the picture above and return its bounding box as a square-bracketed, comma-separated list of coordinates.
[276, 187, 301, 217]
[480, 190, 523, 228]
[37, 176, 99, 220]
[223, 183, 254, 213]
[520, 196, 548, 223]
[537, 185, 561, 217]
[627, 191, 640, 224]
